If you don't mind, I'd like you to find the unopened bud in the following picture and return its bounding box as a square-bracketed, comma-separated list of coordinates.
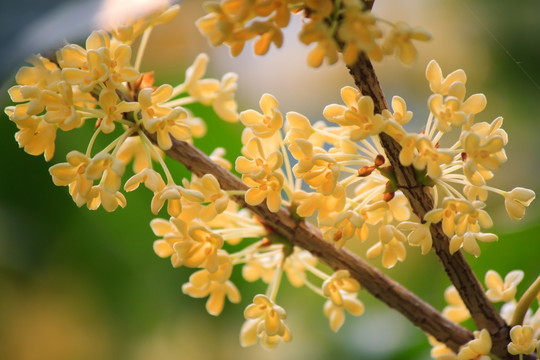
[333, 229, 343, 242]
[374, 154, 385, 167]
[358, 166, 375, 177]
[383, 192, 395, 202]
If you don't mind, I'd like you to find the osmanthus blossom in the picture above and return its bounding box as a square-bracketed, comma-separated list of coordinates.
[484, 270, 524, 303]
[442, 286, 471, 324]
[457, 329, 492, 360]
[507, 325, 537, 356]
[240, 295, 292, 349]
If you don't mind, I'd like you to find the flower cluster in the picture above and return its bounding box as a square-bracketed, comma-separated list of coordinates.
[5, 5, 239, 213]
[431, 270, 540, 359]
[197, 0, 431, 66]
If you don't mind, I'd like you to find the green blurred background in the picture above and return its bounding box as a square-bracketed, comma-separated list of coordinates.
[0, 0, 539, 359]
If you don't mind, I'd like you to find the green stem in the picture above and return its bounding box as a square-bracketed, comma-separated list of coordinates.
[511, 275, 540, 326]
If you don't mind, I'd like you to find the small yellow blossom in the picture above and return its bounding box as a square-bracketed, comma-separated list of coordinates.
[366, 224, 407, 268]
[151, 183, 204, 217]
[244, 172, 284, 212]
[338, 6, 382, 64]
[116, 136, 164, 173]
[49, 150, 93, 206]
[428, 82, 487, 132]
[382, 21, 431, 65]
[97, 88, 139, 133]
[124, 168, 165, 193]
[461, 131, 505, 186]
[299, 21, 340, 67]
[429, 336, 458, 360]
[413, 137, 454, 179]
[507, 325, 536, 355]
[442, 286, 471, 323]
[397, 221, 433, 255]
[323, 294, 364, 332]
[236, 137, 283, 180]
[424, 198, 474, 238]
[85, 152, 126, 193]
[151, 217, 190, 267]
[322, 270, 361, 306]
[457, 329, 491, 360]
[86, 184, 127, 212]
[41, 82, 83, 131]
[504, 187, 536, 221]
[426, 60, 467, 95]
[240, 93, 283, 138]
[174, 225, 224, 273]
[190, 174, 230, 222]
[241, 294, 291, 349]
[484, 270, 524, 303]
[182, 252, 240, 316]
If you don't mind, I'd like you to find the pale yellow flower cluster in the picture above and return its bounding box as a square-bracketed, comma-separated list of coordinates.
[5, 5, 240, 213]
[196, 0, 431, 67]
[433, 271, 540, 359]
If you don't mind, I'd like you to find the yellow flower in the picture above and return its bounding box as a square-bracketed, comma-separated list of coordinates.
[124, 168, 165, 193]
[323, 87, 383, 140]
[397, 221, 433, 255]
[323, 294, 364, 332]
[182, 252, 240, 316]
[484, 270, 524, 303]
[382, 21, 431, 65]
[116, 136, 164, 173]
[235, 137, 283, 180]
[86, 184, 127, 212]
[461, 131, 505, 186]
[61, 30, 139, 91]
[504, 187, 535, 221]
[429, 336, 458, 360]
[97, 88, 139, 133]
[442, 286, 470, 323]
[507, 325, 536, 355]
[428, 82, 487, 132]
[49, 150, 93, 205]
[240, 93, 283, 138]
[457, 329, 491, 360]
[366, 224, 407, 268]
[182, 53, 239, 122]
[322, 270, 361, 307]
[150, 183, 204, 218]
[5, 110, 57, 161]
[424, 198, 474, 238]
[244, 172, 284, 212]
[299, 20, 340, 67]
[338, 6, 383, 64]
[413, 137, 454, 179]
[85, 152, 126, 193]
[41, 82, 82, 131]
[426, 59, 467, 95]
[390, 95, 413, 125]
[139, 85, 192, 150]
[151, 217, 190, 268]
[241, 295, 292, 349]
[190, 174, 230, 222]
[175, 225, 224, 272]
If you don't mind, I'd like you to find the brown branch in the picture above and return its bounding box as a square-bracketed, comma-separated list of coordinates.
[157, 136, 474, 352]
[346, 40, 519, 360]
